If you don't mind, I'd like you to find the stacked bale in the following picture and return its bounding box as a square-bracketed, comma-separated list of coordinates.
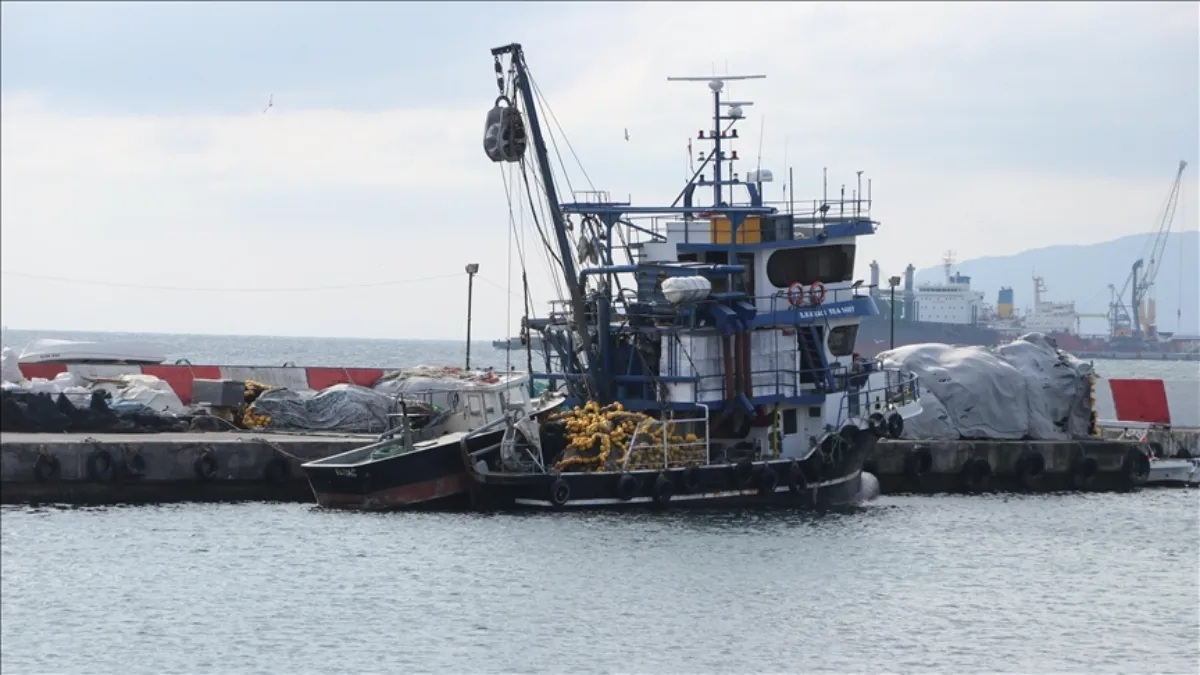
[550, 401, 703, 473]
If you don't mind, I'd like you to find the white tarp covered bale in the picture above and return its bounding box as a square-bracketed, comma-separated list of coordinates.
[1, 347, 22, 384]
[373, 365, 501, 410]
[108, 374, 188, 414]
[878, 332, 1095, 440]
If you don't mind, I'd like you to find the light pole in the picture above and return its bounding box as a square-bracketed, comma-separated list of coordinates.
[465, 263, 479, 369]
[888, 275, 901, 351]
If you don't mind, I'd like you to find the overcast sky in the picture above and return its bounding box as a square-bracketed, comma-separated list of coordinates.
[2, 1, 1197, 339]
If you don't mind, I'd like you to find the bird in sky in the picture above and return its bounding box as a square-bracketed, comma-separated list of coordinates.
[263, 94, 274, 114]
[624, 128, 630, 141]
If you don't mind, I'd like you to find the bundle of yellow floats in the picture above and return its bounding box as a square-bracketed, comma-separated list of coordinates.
[549, 400, 703, 473]
[240, 380, 275, 430]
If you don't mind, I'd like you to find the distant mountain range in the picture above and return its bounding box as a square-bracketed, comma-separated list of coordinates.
[912, 230, 1200, 336]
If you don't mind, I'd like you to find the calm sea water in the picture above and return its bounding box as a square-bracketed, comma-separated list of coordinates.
[1, 329, 1198, 674]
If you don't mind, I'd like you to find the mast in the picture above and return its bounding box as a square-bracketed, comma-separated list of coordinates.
[491, 43, 595, 394]
[667, 74, 765, 207]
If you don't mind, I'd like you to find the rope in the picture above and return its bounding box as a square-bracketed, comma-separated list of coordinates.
[250, 436, 307, 462]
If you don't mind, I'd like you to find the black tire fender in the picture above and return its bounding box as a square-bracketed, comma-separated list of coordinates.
[652, 472, 674, 504]
[1013, 450, 1046, 490]
[886, 412, 904, 440]
[549, 477, 571, 507]
[1070, 456, 1099, 491]
[758, 464, 779, 495]
[787, 460, 806, 494]
[194, 451, 218, 481]
[123, 451, 147, 478]
[734, 457, 754, 488]
[86, 449, 115, 482]
[867, 413, 887, 438]
[960, 457, 992, 494]
[34, 454, 61, 483]
[680, 466, 701, 493]
[1121, 448, 1151, 485]
[616, 473, 638, 501]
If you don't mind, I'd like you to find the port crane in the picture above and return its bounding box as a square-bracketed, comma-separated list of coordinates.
[1107, 159, 1188, 344]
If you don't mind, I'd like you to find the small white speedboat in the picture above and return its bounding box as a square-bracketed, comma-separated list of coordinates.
[18, 338, 167, 365]
[492, 335, 545, 351]
[1146, 457, 1200, 488]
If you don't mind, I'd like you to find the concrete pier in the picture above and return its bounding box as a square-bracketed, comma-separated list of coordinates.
[863, 439, 1153, 495]
[0, 431, 372, 505]
[2, 432, 1155, 506]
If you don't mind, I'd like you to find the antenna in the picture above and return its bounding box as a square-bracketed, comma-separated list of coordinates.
[756, 115, 765, 187]
[667, 73, 766, 206]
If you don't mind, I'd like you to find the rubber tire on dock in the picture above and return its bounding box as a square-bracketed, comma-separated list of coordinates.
[616, 474, 638, 501]
[886, 412, 904, 440]
[194, 451, 219, 481]
[34, 454, 61, 483]
[1013, 450, 1046, 491]
[122, 452, 147, 479]
[652, 472, 674, 505]
[960, 457, 992, 494]
[263, 457, 292, 484]
[903, 447, 933, 492]
[1070, 456, 1099, 491]
[549, 478, 571, 507]
[86, 450, 116, 482]
[1120, 448, 1151, 489]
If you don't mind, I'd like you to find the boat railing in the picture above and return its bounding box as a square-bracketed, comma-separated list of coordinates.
[620, 413, 710, 471]
[850, 367, 921, 420]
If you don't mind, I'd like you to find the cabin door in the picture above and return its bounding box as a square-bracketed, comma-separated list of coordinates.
[467, 393, 488, 424]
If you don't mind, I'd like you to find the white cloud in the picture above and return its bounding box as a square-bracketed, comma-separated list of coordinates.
[0, 1, 1195, 340]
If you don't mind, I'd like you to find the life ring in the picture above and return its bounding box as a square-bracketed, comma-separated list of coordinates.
[1070, 456, 1099, 491]
[734, 458, 755, 488]
[652, 472, 674, 504]
[34, 454, 61, 483]
[263, 457, 292, 484]
[86, 450, 115, 482]
[757, 465, 779, 495]
[1121, 448, 1150, 488]
[886, 412, 904, 439]
[681, 466, 701, 493]
[123, 451, 147, 479]
[194, 451, 218, 481]
[549, 477, 571, 506]
[1013, 450, 1046, 491]
[960, 457, 992, 494]
[616, 473, 638, 501]
[787, 460, 807, 494]
[903, 446, 933, 491]
[808, 281, 826, 305]
[787, 282, 806, 308]
[867, 413, 887, 438]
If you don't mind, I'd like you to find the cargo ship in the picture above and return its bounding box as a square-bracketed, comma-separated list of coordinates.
[858, 160, 1194, 361]
[855, 255, 999, 359]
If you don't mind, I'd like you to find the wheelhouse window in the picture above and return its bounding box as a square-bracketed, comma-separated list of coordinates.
[827, 324, 859, 357]
[765, 245, 857, 287]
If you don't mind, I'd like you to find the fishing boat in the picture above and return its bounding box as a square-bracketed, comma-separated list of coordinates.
[458, 43, 922, 511]
[300, 372, 562, 510]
